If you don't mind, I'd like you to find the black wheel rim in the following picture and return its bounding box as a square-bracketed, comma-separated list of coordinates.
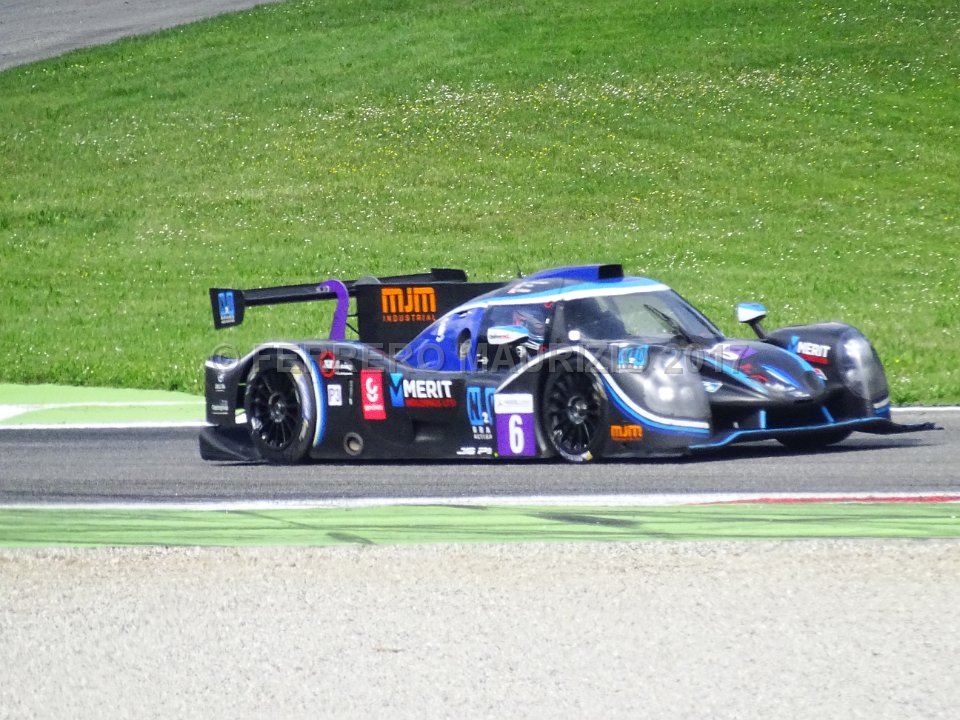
[544, 372, 604, 456]
[248, 368, 301, 451]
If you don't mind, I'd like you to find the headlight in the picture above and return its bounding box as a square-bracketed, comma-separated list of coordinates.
[840, 333, 889, 402]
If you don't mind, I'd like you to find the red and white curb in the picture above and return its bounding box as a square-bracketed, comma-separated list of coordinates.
[3, 491, 959, 512]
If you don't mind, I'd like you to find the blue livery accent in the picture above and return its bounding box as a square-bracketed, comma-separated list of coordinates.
[306, 354, 327, 448]
[524, 264, 623, 283]
[700, 355, 769, 396]
[602, 378, 711, 437]
[690, 416, 888, 450]
[389, 372, 405, 407]
[760, 364, 801, 389]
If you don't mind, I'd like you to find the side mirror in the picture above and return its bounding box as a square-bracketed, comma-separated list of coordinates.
[736, 302, 768, 339]
[486, 325, 530, 346]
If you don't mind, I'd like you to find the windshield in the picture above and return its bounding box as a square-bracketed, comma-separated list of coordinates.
[560, 289, 724, 343]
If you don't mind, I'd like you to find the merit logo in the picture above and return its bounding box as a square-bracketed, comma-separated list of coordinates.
[790, 336, 831, 365]
[381, 287, 437, 323]
[389, 373, 456, 409]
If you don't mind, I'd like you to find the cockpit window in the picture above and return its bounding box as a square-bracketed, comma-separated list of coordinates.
[561, 290, 723, 343]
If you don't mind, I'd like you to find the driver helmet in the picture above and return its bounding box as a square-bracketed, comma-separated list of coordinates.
[513, 305, 547, 345]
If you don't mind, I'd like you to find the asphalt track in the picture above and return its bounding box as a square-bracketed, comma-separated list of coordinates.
[0, 0, 282, 71]
[0, 410, 953, 504]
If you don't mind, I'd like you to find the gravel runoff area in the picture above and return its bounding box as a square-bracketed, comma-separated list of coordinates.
[3, 539, 959, 719]
[0, 0, 282, 71]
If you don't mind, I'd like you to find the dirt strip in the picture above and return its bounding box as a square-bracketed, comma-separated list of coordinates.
[2, 539, 958, 719]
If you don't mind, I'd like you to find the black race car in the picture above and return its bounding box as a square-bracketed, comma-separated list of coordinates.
[200, 264, 933, 463]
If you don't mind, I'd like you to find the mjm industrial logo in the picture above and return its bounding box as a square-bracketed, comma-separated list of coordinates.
[381, 287, 436, 323]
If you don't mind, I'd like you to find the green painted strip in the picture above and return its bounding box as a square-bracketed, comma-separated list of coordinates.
[0, 383, 203, 425]
[0, 383, 201, 405]
[1, 503, 958, 547]
[0, 403, 203, 425]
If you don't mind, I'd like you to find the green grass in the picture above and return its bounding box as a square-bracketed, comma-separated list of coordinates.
[1, 0, 958, 400]
[2, 502, 959, 547]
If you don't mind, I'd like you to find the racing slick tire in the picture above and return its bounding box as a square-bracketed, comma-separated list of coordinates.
[777, 428, 852, 450]
[244, 351, 317, 464]
[541, 365, 609, 462]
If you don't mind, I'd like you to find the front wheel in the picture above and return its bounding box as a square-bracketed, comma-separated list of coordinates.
[541, 367, 608, 462]
[244, 352, 316, 464]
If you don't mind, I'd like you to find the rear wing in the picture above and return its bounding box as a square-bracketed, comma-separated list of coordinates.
[210, 269, 503, 346]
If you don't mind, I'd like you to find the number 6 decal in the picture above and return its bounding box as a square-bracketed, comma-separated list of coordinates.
[508, 415, 525, 454]
[495, 394, 536, 457]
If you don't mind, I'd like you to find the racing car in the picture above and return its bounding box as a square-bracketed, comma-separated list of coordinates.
[200, 264, 933, 463]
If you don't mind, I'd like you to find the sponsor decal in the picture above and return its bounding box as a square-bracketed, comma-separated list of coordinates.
[467, 386, 495, 441]
[360, 370, 386, 420]
[506, 280, 553, 295]
[327, 384, 343, 407]
[217, 291, 235, 324]
[487, 325, 529, 346]
[716, 344, 757, 363]
[381, 286, 437, 323]
[616, 344, 649, 372]
[456, 446, 495, 457]
[210, 401, 230, 415]
[789, 336, 831, 365]
[318, 351, 336, 378]
[494, 393, 536, 457]
[389, 373, 457, 409]
[702, 380, 723, 394]
[611, 424, 644, 442]
[493, 393, 534, 415]
[317, 352, 355, 379]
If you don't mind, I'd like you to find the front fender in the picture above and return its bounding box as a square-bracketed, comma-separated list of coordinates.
[496, 344, 712, 458]
[765, 322, 890, 418]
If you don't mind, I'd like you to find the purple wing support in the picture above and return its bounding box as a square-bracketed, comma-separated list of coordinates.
[318, 278, 349, 341]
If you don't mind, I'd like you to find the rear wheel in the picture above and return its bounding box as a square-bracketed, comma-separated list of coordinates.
[244, 352, 316, 464]
[777, 428, 851, 450]
[541, 367, 608, 462]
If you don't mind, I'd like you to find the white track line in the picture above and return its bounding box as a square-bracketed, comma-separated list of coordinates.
[895, 406, 960, 413]
[0, 421, 208, 430]
[0, 406, 955, 431]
